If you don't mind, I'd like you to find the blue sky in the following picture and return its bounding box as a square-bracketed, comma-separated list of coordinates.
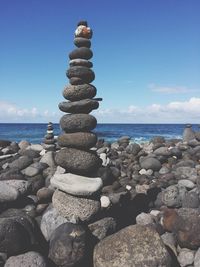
[0, 0, 200, 123]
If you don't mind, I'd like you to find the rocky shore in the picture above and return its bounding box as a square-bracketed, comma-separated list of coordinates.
[0, 125, 200, 266]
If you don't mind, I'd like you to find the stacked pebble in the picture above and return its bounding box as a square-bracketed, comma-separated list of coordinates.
[51, 21, 103, 223]
[43, 122, 56, 150]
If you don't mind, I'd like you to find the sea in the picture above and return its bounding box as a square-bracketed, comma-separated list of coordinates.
[0, 123, 199, 144]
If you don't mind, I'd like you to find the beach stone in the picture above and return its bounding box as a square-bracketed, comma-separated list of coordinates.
[182, 191, 200, 208]
[69, 47, 93, 60]
[0, 218, 30, 256]
[194, 248, 200, 267]
[67, 66, 95, 84]
[63, 84, 96, 101]
[183, 125, 196, 142]
[40, 206, 68, 241]
[69, 58, 92, 68]
[162, 208, 200, 249]
[69, 77, 83, 85]
[74, 37, 91, 48]
[28, 174, 45, 194]
[60, 114, 97, 133]
[75, 25, 92, 38]
[151, 136, 165, 144]
[18, 140, 30, 150]
[161, 185, 186, 207]
[154, 147, 172, 157]
[49, 222, 86, 267]
[195, 132, 200, 141]
[9, 155, 33, 170]
[100, 196, 111, 208]
[40, 151, 55, 167]
[59, 99, 99, 114]
[140, 157, 162, 171]
[58, 132, 97, 150]
[55, 148, 102, 175]
[88, 217, 117, 240]
[0, 140, 11, 148]
[93, 224, 171, 267]
[125, 143, 141, 155]
[20, 148, 40, 158]
[0, 180, 30, 202]
[29, 144, 43, 152]
[178, 179, 195, 189]
[0, 168, 24, 181]
[37, 187, 54, 203]
[52, 190, 100, 222]
[4, 251, 47, 267]
[51, 173, 103, 196]
[23, 162, 46, 177]
[174, 166, 197, 182]
[177, 248, 195, 267]
[136, 212, 154, 225]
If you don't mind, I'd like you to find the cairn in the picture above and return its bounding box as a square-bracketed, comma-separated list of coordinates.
[51, 21, 103, 223]
[43, 122, 56, 150]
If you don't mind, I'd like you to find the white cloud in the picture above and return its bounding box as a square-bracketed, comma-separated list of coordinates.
[94, 97, 200, 123]
[0, 101, 60, 122]
[149, 83, 198, 94]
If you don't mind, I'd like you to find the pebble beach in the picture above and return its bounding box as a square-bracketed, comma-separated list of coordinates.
[0, 19, 199, 267]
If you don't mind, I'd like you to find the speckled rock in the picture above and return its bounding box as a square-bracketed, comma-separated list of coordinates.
[52, 190, 100, 222]
[161, 185, 186, 207]
[67, 66, 95, 84]
[57, 132, 97, 150]
[55, 148, 102, 175]
[60, 114, 97, 133]
[4, 251, 47, 267]
[69, 58, 92, 68]
[63, 84, 96, 101]
[51, 173, 103, 196]
[140, 157, 162, 171]
[93, 225, 171, 267]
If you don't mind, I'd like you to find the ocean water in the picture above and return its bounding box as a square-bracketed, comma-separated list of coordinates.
[0, 123, 199, 144]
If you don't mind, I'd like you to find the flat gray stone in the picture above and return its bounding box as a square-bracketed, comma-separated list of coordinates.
[51, 173, 103, 196]
[52, 190, 100, 222]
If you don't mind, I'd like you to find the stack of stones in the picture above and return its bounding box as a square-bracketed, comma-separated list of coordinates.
[51, 21, 103, 223]
[43, 122, 56, 150]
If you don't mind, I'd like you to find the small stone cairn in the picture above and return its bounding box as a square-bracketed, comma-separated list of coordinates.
[43, 122, 56, 150]
[51, 21, 103, 223]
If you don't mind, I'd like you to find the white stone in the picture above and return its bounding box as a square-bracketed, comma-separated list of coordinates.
[150, 210, 160, 217]
[40, 151, 55, 167]
[100, 153, 110, 166]
[178, 179, 195, 189]
[126, 185, 132, 191]
[51, 173, 103, 196]
[40, 149, 46, 156]
[177, 248, 195, 267]
[55, 166, 66, 174]
[0, 180, 29, 202]
[139, 168, 153, 176]
[100, 196, 111, 208]
[135, 184, 150, 194]
[136, 212, 153, 225]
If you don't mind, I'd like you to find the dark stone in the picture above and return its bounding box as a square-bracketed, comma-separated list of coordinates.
[0, 218, 30, 256]
[57, 132, 97, 150]
[63, 84, 96, 101]
[59, 99, 99, 114]
[69, 58, 93, 68]
[67, 66, 95, 84]
[69, 77, 84, 85]
[19, 149, 40, 158]
[125, 143, 141, 155]
[88, 217, 117, 240]
[74, 37, 91, 48]
[44, 139, 55, 145]
[0, 168, 25, 181]
[0, 140, 11, 148]
[55, 148, 102, 175]
[28, 174, 45, 194]
[97, 167, 115, 186]
[60, 114, 97, 133]
[140, 157, 162, 171]
[151, 136, 165, 144]
[69, 47, 93, 60]
[48, 222, 86, 267]
[9, 156, 33, 170]
[77, 20, 88, 27]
